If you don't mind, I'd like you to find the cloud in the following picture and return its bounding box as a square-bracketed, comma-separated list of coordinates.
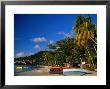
[15, 52, 24, 58]
[32, 37, 47, 43]
[15, 52, 34, 58]
[49, 40, 54, 44]
[57, 32, 72, 37]
[28, 52, 34, 55]
[34, 45, 40, 49]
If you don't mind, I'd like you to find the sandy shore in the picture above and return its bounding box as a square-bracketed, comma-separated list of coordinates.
[15, 66, 50, 76]
[82, 73, 97, 76]
[15, 66, 97, 76]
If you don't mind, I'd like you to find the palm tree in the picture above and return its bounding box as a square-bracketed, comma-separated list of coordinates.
[73, 16, 97, 66]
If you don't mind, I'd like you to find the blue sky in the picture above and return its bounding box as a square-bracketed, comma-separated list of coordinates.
[14, 14, 97, 58]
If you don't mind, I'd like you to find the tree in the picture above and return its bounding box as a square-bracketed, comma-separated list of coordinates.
[73, 16, 97, 66]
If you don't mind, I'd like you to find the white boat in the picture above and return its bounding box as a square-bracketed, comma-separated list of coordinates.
[63, 68, 92, 75]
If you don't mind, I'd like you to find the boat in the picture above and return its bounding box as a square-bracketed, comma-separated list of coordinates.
[16, 66, 23, 70]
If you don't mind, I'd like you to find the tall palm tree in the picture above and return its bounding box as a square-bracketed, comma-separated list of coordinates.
[73, 16, 97, 65]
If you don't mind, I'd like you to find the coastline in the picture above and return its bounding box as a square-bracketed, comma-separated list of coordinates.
[15, 66, 97, 76]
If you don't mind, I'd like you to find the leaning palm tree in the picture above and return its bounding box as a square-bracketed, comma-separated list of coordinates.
[73, 16, 97, 66]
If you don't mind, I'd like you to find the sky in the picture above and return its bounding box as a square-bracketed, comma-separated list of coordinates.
[14, 14, 97, 58]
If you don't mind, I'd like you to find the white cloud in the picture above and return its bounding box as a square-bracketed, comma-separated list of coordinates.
[34, 45, 40, 49]
[15, 52, 34, 58]
[49, 40, 54, 44]
[32, 37, 47, 43]
[15, 52, 25, 58]
[57, 32, 72, 37]
[28, 52, 34, 56]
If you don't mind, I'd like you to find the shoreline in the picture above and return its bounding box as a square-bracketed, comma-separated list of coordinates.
[15, 66, 97, 76]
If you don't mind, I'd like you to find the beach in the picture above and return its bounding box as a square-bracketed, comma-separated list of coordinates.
[15, 66, 97, 76]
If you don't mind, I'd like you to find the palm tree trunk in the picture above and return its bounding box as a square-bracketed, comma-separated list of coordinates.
[90, 37, 97, 44]
[55, 60, 56, 65]
[86, 46, 94, 66]
[93, 44, 97, 53]
[80, 57, 83, 69]
[90, 37, 97, 53]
